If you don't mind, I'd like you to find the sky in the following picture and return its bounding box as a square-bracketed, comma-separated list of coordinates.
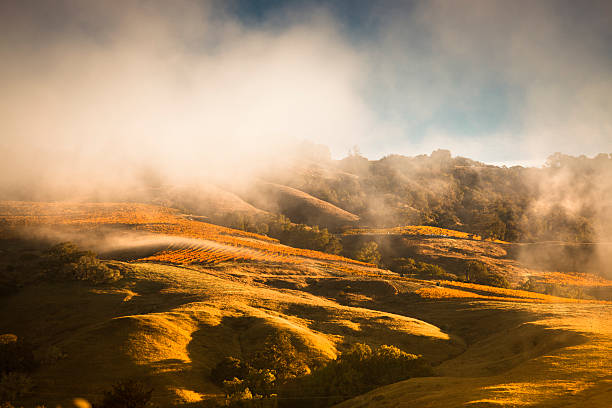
[1, 0, 611, 184]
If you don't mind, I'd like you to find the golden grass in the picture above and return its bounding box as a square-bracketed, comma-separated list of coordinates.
[343, 225, 507, 243]
[3, 201, 610, 407]
[416, 281, 610, 304]
[324, 263, 380, 276]
[0, 261, 465, 406]
[0, 201, 371, 266]
[415, 286, 577, 304]
[138, 241, 304, 265]
[337, 303, 612, 408]
[530, 271, 612, 287]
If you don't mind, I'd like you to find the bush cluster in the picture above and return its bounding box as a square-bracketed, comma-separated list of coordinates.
[210, 333, 431, 408]
[518, 277, 587, 299]
[218, 214, 343, 255]
[93, 379, 153, 408]
[210, 332, 309, 405]
[386, 257, 509, 288]
[42, 242, 122, 284]
[267, 216, 342, 255]
[463, 260, 509, 288]
[280, 343, 431, 408]
[0, 335, 38, 404]
[387, 257, 456, 280]
[1, 240, 127, 290]
[353, 242, 381, 266]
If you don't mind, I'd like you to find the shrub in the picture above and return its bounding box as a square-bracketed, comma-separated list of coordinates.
[223, 214, 343, 255]
[0, 335, 37, 375]
[211, 357, 251, 387]
[43, 242, 121, 284]
[279, 343, 432, 408]
[217, 367, 277, 406]
[388, 258, 456, 280]
[481, 271, 510, 288]
[464, 260, 509, 288]
[58, 256, 121, 284]
[44, 242, 86, 266]
[222, 377, 250, 400]
[211, 332, 307, 404]
[94, 379, 153, 408]
[268, 217, 343, 255]
[243, 369, 276, 398]
[0, 372, 33, 403]
[212, 339, 431, 408]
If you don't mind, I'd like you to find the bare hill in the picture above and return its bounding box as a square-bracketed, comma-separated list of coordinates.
[151, 183, 269, 221]
[238, 181, 360, 230]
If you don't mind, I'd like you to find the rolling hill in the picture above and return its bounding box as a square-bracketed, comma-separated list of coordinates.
[236, 182, 360, 230]
[0, 201, 610, 407]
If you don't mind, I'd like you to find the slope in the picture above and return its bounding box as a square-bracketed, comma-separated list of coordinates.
[0, 261, 463, 406]
[0, 201, 610, 408]
[237, 182, 360, 230]
[336, 302, 612, 408]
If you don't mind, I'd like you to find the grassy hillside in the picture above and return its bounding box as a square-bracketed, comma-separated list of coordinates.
[0, 201, 370, 267]
[0, 259, 460, 406]
[152, 184, 269, 222]
[237, 182, 360, 230]
[340, 228, 612, 299]
[0, 201, 610, 407]
[262, 152, 612, 245]
[337, 303, 612, 408]
[343, 225, 494, 242]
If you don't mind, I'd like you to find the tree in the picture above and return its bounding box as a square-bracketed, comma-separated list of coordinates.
[464, 260, 487, 282]
[42, 242, 121, 283]
[95, 379, 153, 408]
[210, 357, 251, 386]
[464, 260, 509, 288]
[253, 332, 308, 383]
[354, 242, 381, 266]
[279, 343, 431, 408]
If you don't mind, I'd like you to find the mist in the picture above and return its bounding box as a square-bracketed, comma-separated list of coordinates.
[0, 0, 610, 199]
[0, 0, 377, 199]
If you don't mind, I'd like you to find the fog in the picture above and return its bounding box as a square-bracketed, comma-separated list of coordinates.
[0, 1, 378, 198]
[0, 0, 611, 225]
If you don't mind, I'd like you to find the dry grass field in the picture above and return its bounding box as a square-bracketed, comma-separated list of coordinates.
[0, 201, 610, 407]
[344, 225, 486, 240]
[0, 201, 372, 266]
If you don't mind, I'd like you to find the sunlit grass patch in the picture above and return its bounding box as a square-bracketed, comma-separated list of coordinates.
[417, 282, 610, 304]
[530, 271, 612, 287]
[343, 225, 507, 243]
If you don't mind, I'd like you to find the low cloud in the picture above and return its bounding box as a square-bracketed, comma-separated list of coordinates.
[1, 0, 610, 198]
[0, 1, 379, 197]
